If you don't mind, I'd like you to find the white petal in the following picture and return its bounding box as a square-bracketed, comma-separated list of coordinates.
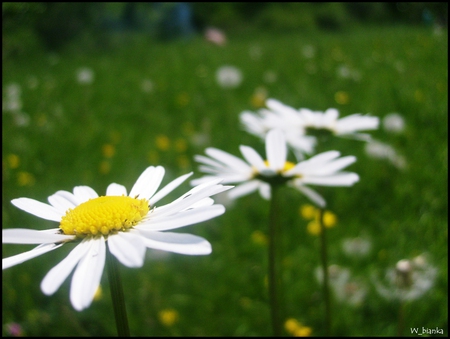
[258, 182, 271, 200]
[70, 238, 106, 311]
[194, 154, 226, 169]
[183, 197, 214, 210]
[41, 240, 92, 295]
[302, 173, 360, 186]
[286, 151, 341, 174]
[11, 198, 63, 222]
[108, 232, 145, 268]
[73, 186, 99, 202]
[190, 175, 219, 187]
[48, 191, 78, 211]
[266, 129, 286, 171]
[2, 228, 75, 244]
[138, 231, 212, 255]
[205, 148, 250, 172]
[240, 111, 267, 136]
[239, 145, 265, 172]
[227, 180, 260, 200]
[138, 205, 225, 231]
[195, 170, 249, 183]
[149, 172, 192, 205]
[311, 156, 356, 175]
[129, 166, 155, 198]
[130, 166, 165, 200]
[336, 115, 379, 133]
[2, 243, 63, 270]
[106, 183, 127, 196]
[152, 181, 231, 218]
[294, 184, 326, 207]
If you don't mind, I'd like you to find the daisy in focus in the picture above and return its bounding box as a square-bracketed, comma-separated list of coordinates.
[240, 98, 379, 157]
[3, 166, 232, 311]
[191, 129, 359, 207]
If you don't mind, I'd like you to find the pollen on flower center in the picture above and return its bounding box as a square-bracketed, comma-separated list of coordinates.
[263, 160, 296, 172]
[60, 196, 150, 236]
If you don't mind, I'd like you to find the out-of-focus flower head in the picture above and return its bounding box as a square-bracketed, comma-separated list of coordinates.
[342, 236, 372, 257]
[204, 27, 227, 46]
[158, 308, 179, 326]
[300, 204, 337, 235]
[365, 139, 407, 170]
[315, 265, 367, 307]
[284, 318, 313, 336]
[76, 67, 94, 85]
[372, 253, 438, 301]
[215, 65, 243, 89]
[382, 113, 406, 134]
[240, 98, 379, 158]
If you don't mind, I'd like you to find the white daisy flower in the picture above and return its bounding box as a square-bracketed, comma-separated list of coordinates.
[3, 166, 232, 311]
[240, 98, 379, 156]
[191, 129, 359, 207]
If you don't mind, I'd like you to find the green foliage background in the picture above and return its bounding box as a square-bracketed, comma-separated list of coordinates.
[2, 3, 448, 337]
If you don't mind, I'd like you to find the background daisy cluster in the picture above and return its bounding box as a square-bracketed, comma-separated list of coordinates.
[2, 7, 448, 337]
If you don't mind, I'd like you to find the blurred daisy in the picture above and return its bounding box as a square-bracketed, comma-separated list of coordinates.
[382, 113, 405, 134]
[342, 236, 372, 257]
[315, 265, 367, 307]
[240, 99, 379, 157]
[191, 129, 359, 207]
[365, 139, 407, 170]
[215, 65, 243, 88]
[372, 254, 438, 301]
[76, 67, 94, 84]
[240, 101, 316, 157]
[3, 166, 232, 311]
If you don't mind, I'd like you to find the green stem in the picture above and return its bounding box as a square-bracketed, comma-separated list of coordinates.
[397, 301, 404, 336]
[268, 184, 283, 336]
[318, 207, 331, 336]
[106, 247, 130, 337]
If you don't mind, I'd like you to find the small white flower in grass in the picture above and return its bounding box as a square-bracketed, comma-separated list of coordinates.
[240, 98, 379, 156]
[191, 129, 359, 207]
[215, 65, 243, 88]
[76, 67, 94, 84]
[2, 166, 232, 311]
[382, 112, 405, 134]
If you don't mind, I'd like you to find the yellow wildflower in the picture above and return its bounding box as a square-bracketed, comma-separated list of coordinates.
[158, 309, 179, 327]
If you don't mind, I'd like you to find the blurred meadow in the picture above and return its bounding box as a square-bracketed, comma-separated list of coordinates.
[2, 3, 448, 337]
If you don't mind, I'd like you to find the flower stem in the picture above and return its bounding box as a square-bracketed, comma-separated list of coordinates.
[397, 301, 405, 336]
[268, 184, 283, 336]
[318, 207, 331, 336]
[106, 247, 130, 337]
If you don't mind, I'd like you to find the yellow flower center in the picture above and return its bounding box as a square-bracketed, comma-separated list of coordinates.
[263, 160, 296, 172]
[60, 196, 149, 236]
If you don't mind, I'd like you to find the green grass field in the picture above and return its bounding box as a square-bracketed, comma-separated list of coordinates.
[2, 25, 448, 336]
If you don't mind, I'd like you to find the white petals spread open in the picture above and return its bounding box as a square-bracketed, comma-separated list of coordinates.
[192, 129, 359, 207]
[3, 166, 232, 311]
[240, 98, 379, 156]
